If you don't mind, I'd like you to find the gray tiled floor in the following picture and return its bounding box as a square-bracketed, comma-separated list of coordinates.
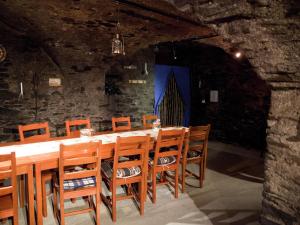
[14, 141, 264, 225]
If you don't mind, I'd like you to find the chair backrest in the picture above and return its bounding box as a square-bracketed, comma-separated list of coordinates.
[142, 114, 158, 129]
[0, 152, 18, 211]
[153, 128, 185, 167]
[112, 116, 131, 132]
[65, 119, 91, 137]
[113, 135, 151, 181]
[18, 122, 50, 142]
[189, 124, 211, 153]
[59, 142, 101, 193]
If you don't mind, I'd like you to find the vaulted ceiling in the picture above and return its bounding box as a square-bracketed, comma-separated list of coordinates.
[0, 0, 221, 66]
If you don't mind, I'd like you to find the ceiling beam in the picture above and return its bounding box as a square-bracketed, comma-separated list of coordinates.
[113, 0, 204, 27]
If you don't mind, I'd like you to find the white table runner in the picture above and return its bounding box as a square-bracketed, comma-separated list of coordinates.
[0, 127, 187, 158]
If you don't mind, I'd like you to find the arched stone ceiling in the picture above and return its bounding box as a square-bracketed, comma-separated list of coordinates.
[0, 0, 223, 72]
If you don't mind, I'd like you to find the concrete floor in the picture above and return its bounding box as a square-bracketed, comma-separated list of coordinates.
[14, 141, 264, 225]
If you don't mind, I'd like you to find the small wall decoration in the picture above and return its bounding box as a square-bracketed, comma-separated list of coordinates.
[49, 78, 62, 87]
[0, 45, 7, 62]
[18, 82, 24, 100]
[129, 80, 146, 84]
[123, 65, 137, 70]
[210, 90, 219, 103]
[142, 62, 149, 76]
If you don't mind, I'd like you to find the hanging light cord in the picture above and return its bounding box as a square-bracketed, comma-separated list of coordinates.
[116, 2, 120, 30]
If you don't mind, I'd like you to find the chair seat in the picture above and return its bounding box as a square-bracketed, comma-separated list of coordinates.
[149, 156, 176, 166]
[102, 161, 141, 178]
[63, 176, 96, 190]
[187, 150, 202, 159]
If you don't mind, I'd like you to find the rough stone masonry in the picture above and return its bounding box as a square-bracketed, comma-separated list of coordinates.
[167, 0, 300, 224]
[0, 0, 299, 224]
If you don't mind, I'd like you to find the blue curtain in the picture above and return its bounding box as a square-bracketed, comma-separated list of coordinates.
[154, 65, 172, 116]
[154, 64, 190, 126]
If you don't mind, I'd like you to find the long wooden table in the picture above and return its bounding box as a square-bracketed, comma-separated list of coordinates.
[0, 127, 189, 225]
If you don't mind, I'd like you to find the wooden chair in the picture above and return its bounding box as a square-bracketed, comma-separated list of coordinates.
[18, 122, 52, 217]
[0, 152, 18, 225]
[148, 128, 185, 203]
[112, 116, 131, 132]
[101, 135, 150, 222]
[181, 124, 211, 192]
[65, 118, 92, 204]
[18, 122, 50, 142]
[53, 142, 101, 225]
[142, 114, 158, 129]
[65, 118, 91, 137]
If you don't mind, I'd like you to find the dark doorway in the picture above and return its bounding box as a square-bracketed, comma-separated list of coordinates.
[159, 74, 184, 126]
[154, 41, 271, 151]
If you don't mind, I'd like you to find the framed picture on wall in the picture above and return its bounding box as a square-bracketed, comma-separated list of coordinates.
[210, 90, 219, 103]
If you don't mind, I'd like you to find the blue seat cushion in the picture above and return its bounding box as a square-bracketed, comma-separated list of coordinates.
[63, 176, 96, 190]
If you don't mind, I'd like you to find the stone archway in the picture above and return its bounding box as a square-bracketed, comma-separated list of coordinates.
[0, 0, 299, 224]
[167, 1, 300, 224]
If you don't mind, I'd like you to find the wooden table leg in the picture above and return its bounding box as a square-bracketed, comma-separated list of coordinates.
[35, 163, 43, 225]
[27, 165, 35, 225]
[19, 175, 25, 207]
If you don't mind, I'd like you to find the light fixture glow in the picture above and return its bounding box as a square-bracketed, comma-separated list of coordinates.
[112, 4, 125, 56]
[235, 52, 242, 58]
[112, 31, 125, 55]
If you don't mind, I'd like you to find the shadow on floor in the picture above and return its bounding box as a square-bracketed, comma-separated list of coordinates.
[174, 209, 260, 225]
[207, 150, 264, 184]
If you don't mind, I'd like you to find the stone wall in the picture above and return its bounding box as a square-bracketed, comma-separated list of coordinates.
[167, 0, 300, 224]
[265, 89, 300, 225]
[0, 0, 299, 224]
[0, 26, 155, 141]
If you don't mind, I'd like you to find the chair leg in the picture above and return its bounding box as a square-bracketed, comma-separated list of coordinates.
[13, 193, 19, 225]
[112, 185, 117, 222]
[181, 161, 186, 193]
[144, 171, 148, 203]
[203, 155, 207, 180]
[200, 161, 204, 188]
[174, 169, 179, 199]
[53, 189, 58, 219]
[127, 184, 132, 195]
[96, 192, 101, 225]
[60, 193, 65, 225]
[152, 171, 157, 204]
[13, 214, 18, 225]
[139, 182, 144, 215]
[160, 172, 164, 183]
[42, 179, 47, 217]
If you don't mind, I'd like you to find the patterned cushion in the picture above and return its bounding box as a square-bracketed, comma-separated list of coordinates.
[187, 150, 202, 158]
[63, 176, 96, 190]
[101, 161, 141, 179]
[149, 156, 176, 166]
